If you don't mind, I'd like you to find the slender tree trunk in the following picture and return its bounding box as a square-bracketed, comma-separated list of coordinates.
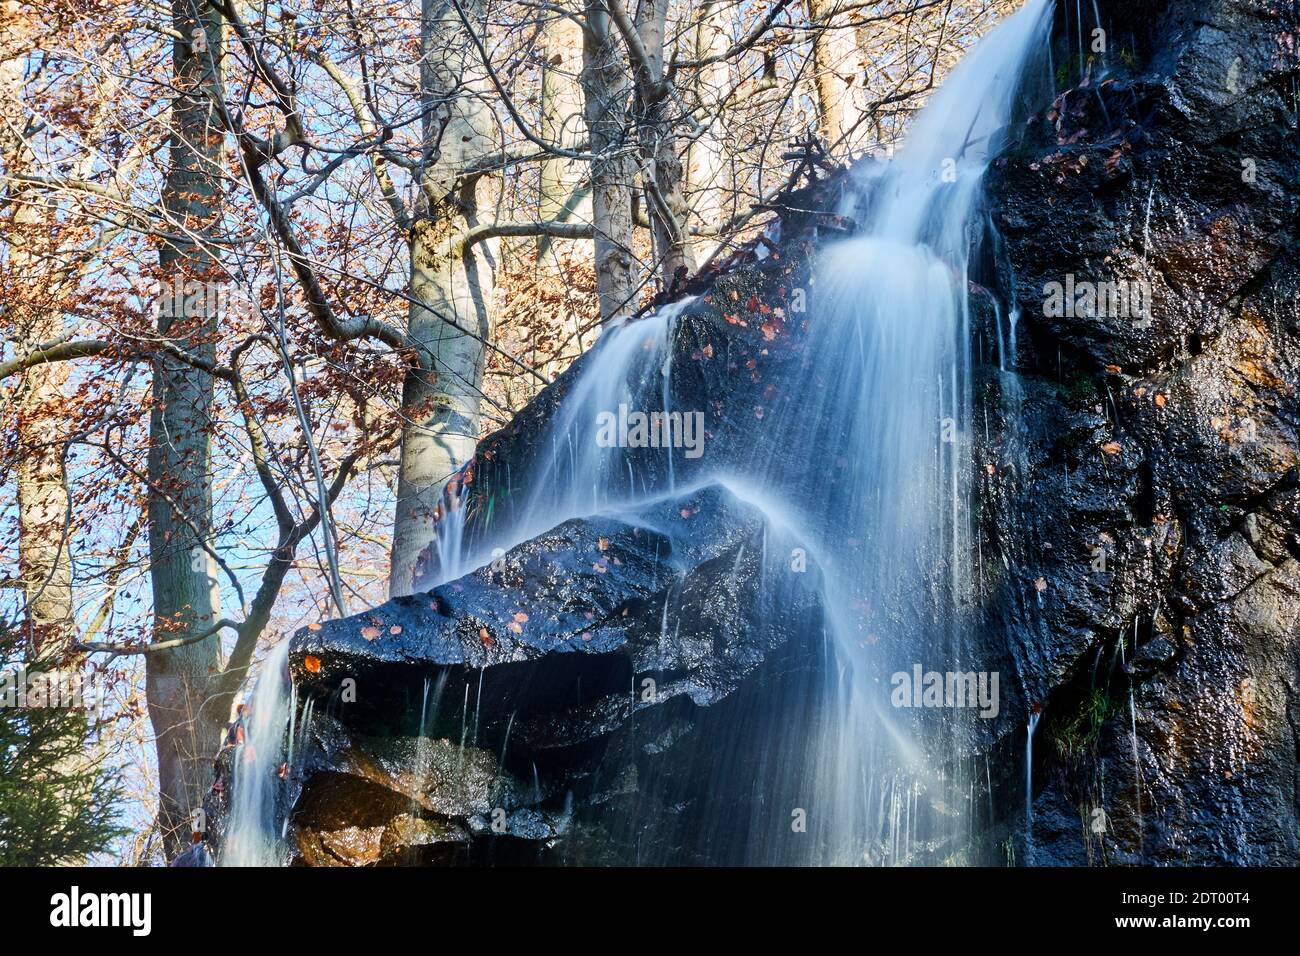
[389, 0, 500, 597]
[539, 7, 590, 238]
[536, 5, 594, 376]
[581, 0, 636, 324]
[686, 0, 733, 264]
[3, 20, 99, 865]
[1, 40, 74, 661]
[146, 0, 227, 858]
[809, 0, 863, 150]
[634, 0, 694, 286]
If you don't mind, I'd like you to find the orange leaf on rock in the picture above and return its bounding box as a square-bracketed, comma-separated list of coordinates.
[361, 625, 382, 641]
[1101, 441, 1122, 455]
[303, 655, 322, 673]
[307, 622, 322, 631]
[513, 612, 529, 623]
[479, 627, 495, 649]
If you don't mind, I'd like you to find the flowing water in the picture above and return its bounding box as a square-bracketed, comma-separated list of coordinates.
[222, 638, 295, 867]
[222, 0, 1052, 866]
[745, 0, 1052, 862]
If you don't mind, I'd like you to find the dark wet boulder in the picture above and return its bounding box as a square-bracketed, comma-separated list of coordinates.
[273, 483, 828, 864]
[285, 715, 567, 866]
[292, 484, 820, 698]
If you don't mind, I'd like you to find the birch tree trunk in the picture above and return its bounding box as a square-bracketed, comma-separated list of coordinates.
[389, 0, 500, 597]
[580, 0, 636, 325]
[145, 0, 227, 857]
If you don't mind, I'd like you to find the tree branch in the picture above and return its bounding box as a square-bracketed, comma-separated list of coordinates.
[461, 219, 594, 251]
[0, 339, 112, 381]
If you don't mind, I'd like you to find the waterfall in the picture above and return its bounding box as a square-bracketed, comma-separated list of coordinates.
[1026, 707, 1041, 863]
[520, 296, 694, 526]
[219, 0, 1052, 866]
[751, 0, 1052, 862]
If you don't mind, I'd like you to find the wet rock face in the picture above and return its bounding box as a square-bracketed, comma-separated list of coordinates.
[288, 716, 569, 866]
[981, 0, 1300, 863]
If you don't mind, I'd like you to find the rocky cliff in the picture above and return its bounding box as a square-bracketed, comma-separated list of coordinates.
[984, 0, 1300, 864]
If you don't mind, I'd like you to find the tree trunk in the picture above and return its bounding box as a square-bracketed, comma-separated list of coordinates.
[580, 0, 636, 325]
[1, 35, 74, 661]
[389, 0, 500, 597]
[539, 7, 590, 239]
[3, 19, 98, 865]
[686, 0, 733, 264]
[536, 5, 595, 376]
[809, 0, 863, 151]
[145, 0, 227, 858]
[634, 0, 694, 287]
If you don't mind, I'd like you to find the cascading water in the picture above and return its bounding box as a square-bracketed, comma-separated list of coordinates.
[749, 0, 1053, 862]
[221, 0, 1052, 866]
[521, 296, 693, 525]
[431, 295, 697, 582]
[222, 638, 295, 867]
